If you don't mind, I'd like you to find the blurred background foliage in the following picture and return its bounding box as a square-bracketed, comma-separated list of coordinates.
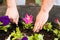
[0, 0, 41, 6]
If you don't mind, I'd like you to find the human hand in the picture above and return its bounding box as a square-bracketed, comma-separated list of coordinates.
[5, 7, 19, 24]
[33, 12, 49, 32]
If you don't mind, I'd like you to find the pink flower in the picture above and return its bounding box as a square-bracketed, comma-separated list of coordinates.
[22, 13, 33, 24]
[55, 18, 60, 24]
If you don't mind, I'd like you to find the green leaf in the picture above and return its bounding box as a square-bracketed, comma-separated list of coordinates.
[10, 31, 15, 36]
[28, 35, 34, 40]
[58, 34, 60, 38]
[10, 27, 23, 40]
[22, 22, 33, 29]
[0, 22, 3, 25]
[53, 29, 59, 35]
[34, 34, 44, 40]
[54, 38, 58, 40]
[12, 37, 17, 40]
[43, 22, 52, 32]
[0, 24, 10, 32]
[16, 27, 23, 38]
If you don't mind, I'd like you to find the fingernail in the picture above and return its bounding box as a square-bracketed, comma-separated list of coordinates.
[36, 30, 39, 32]
[40, 26, 43, 30]
[16, 21, 18, 24]
[33, 29, 35, 32]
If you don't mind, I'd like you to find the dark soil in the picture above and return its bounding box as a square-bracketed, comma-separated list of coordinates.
[0, 19, 59, 40]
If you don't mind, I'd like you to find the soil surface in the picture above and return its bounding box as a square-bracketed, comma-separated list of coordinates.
[0, 19, 60, 40]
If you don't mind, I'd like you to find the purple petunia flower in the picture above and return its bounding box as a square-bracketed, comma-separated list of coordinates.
[22, 37, 28, 40]
[0, 16, 10, 26]
[22, 13, 33, 24]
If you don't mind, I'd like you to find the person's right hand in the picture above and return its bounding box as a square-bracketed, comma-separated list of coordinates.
[5, 7, 19, 24]
[33, 12, 49, 32]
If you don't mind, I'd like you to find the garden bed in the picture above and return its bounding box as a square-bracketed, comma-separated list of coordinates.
[0, 5, 60, 40]
[0, 18, 60, 40]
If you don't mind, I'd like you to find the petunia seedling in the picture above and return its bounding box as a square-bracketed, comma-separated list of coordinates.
[0, 16, 10, 32]
[53, 29, 59, 35]
[43, 22, 52, 32]
[28, 34, 44, 40]
[53, 29, 60, 38]
[33, 34, 44, 40]
[22, 13, 33, 29]
[28, 35, 34, 40]
[9, 27, 23, 40]
[54, 38, 58, 40]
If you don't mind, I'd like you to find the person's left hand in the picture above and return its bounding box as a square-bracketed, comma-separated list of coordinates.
[33, 12, 49, 32]
[5, 7, 19, 24]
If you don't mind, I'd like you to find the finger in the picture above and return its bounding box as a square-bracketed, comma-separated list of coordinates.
[39, 25, 43, 30]
[15, 16, 19, 25]
[36, 26, 42, 32]
[13, 18, 18, 24]
[36, 26, 40, 32]
[34, 20, 44, 32]
[33, 23, 39, 32]
[36, 24, 42, 32]
[38, 23, 44, 31]
[40, 25, 43, 30]
[33, 20, 40, 32]
[10, 18, 14, 22]
[14, 15, 19, 24]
